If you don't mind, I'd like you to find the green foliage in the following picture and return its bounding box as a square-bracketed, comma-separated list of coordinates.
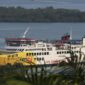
[23, 66, 59, 85]
[0, 7, 85, 22]
[59, 50, 85, 85]
[0, 50, 85, 85]
[6, 79, 29, 85]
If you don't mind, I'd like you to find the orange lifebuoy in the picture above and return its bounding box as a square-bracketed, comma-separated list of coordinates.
[27, 57, 32, 62]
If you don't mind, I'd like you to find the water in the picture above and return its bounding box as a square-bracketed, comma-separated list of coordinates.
[0, 22, 85, 47]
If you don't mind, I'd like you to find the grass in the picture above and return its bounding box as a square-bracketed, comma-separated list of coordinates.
[6, 79, 30, 85]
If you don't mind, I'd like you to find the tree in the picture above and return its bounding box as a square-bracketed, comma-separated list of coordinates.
[59, 49, 85, 85]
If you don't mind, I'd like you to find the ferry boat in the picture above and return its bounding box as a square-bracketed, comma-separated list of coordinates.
[0, 28, 85, 66]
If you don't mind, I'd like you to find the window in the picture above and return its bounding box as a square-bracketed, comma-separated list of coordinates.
[59, 52, 61, 54]
[62, 51, 64, 54]
[42, 58, 44, 61]
[37, 53, 39, 55]
[42, 48, 46, 51]
[67, 51, 70, 53]
[44, 52, 47, 55]
[64, 51, 67, 54]
[26, 49, 28, 51]
[47, 48, 52, 51]
[42, 52, 44, 55]
[21, 49, 24, 51]
[37, 58, 41, 61]
[34, 53, 36, 56]
[39, 53, 41, 55]
[57, 52, 59, 54]
[31, 53, 34, 56]
[76, 51, 79, 53]
[8, 55, 10, 57]
[12, 55, 14, 57]
[47, 52, 49, 55]
[21, 58, 27, 61]
[34, 58, 37, 60]
[15, 54, 18, 57]
[26, 53, 29, 56]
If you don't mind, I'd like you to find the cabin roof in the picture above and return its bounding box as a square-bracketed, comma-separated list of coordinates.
[5, 38, 35, 41]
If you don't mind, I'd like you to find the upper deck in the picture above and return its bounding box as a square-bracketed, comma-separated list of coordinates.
[5, 38, 36, 46]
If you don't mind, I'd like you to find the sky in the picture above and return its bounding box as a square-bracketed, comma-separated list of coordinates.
[0, 0, 85, 11]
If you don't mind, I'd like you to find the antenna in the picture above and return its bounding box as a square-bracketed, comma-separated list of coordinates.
[70, 28, 72, 40]
[22, 27, 30, 38]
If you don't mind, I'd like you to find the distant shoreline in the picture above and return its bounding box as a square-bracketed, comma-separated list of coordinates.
[0, 7, 85, 22]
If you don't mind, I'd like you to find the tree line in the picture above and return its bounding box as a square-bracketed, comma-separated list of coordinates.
[0, 6, 85, 22]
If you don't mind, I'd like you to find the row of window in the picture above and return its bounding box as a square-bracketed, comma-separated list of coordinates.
[71, 47, 76, 49]
[7, 52, 49, 58]
[7, 48, 52, 52]
[8, 54, 18, 57]
[7, 49, 24, 51]
[67, 47, 76, 49]
[57, 51, 79, 54]
[25, 48, 52, 51]
[25, 48, 46, 51]
[26, 52, 49, 56]
[34, 57, 44, 61]
[7, 48, 46, 51]
[20, 57, 44, 61]
[47, 48, 52, 51]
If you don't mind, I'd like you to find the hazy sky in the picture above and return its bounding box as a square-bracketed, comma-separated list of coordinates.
[0, 0, 85, 11]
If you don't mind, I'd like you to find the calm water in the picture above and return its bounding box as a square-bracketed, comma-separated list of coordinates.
[0, 22, 85, 47]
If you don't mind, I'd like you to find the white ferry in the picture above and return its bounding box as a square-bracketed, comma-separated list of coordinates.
[3, 32, 85, 65]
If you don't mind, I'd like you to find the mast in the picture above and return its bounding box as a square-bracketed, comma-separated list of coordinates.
[70, 28, 72, 40]
[22, 27, 30, 38]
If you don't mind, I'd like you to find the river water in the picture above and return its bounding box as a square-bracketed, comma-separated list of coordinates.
[0, 22, 85, 47]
